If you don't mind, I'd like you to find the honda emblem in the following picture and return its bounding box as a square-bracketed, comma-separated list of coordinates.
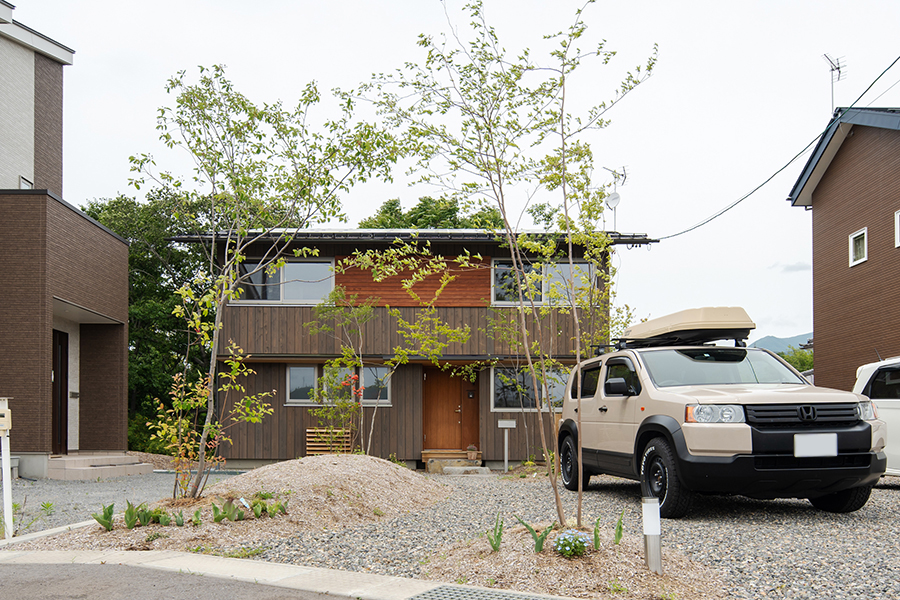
[798, 405, 817, 421]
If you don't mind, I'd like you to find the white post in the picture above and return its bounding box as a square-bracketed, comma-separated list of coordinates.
[497, 420, 516, 473]
[504, 429, 509, 472]
[0, 398, 12, 540]
[642, 496, 662, 574]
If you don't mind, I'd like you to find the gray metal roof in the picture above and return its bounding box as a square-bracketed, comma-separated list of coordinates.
[172, 228, 657, 246]
[787, 107, 900, 207]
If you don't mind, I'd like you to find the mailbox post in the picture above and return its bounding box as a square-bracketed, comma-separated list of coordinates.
[497, 419, 516, 472]
[0, 398, 12, 540]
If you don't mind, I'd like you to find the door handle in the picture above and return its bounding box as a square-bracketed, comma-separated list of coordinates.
[599, 405, 608, 413]
[455, 408, 462, 413]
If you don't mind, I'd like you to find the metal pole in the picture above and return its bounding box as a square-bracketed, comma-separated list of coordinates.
[642, 496, 662, 574]
[1, 431, 12, 540]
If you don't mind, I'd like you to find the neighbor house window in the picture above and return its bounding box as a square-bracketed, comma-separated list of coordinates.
[286, 364, 391, 406]
[492, 260, 593, 305]
[895, 210, 900, 248]
[19, 176, 33, 190]
[238, 259, 334, 303]
[849, 228, 867, 267]
[492, 366, 566, 411]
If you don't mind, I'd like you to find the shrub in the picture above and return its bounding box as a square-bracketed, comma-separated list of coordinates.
[554, 529, 591, 558]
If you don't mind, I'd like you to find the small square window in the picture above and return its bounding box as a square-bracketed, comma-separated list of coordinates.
[849, 228, 867, 267]
[895, 210, 899, 248]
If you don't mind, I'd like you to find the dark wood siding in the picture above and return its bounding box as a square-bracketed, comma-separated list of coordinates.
[220, 363, 425, 461]
[811, 125, 900, 390]
[220, 305, 585, 358]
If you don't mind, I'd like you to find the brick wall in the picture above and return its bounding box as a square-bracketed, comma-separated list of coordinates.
[79, 324, 127, 450]
[811, 125, 900, 390]
[0, 193, 50, 452]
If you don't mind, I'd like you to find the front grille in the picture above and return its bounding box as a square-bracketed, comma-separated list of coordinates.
[746, 403, 859, 428]
[754, 454, 871, 470]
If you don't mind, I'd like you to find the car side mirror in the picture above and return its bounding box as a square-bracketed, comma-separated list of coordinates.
[605, 377, 630, 396]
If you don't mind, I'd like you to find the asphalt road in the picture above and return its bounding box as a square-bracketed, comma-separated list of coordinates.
[0, 564, 335, 600]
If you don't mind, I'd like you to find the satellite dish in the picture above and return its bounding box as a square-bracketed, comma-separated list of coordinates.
[606, 192, 620, 209]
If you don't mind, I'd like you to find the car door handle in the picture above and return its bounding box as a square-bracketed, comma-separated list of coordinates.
[599, 405, 608, 413]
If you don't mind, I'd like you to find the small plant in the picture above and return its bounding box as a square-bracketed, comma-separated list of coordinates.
[254, 491, 275, 500]
[515, 516, 554, 553]
[388, 453, 406, 466]
[137, 506, 153, 527]
[553, 529, 590, 558]
[252, 503, 264, 519]
[614, 508, 625, 545]
[174, 510, 185, 527]
[487, 511, 504, 552]
[192, 508, 202, 526]
[158, 512, 172, 526]
[593, 516, 602, 549]
[123, 501, 141, 529]
[145, 531, 168, 543]
[91, 503, 115, 532]
[373, 507, 384, 517]
[467, 444, 477, 451]
[608, 579, 628, 594]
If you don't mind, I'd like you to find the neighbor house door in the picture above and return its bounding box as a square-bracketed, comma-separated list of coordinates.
[52, 329, 68, 455]
[422, 367, 479, 450]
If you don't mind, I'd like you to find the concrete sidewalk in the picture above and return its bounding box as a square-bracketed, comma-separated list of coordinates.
[0, 550, 573, 600]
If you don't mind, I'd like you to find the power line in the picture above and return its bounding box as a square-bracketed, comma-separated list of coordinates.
[659, 55, 900, 241]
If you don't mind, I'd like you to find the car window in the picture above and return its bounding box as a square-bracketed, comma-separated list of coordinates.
[866, 367, 900, 399]
[639, 348, 806, 387]
[570, 366, 601, 399]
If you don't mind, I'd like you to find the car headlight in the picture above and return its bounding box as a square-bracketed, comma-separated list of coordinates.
[685, 404, 745, 423]
[857, 400, 878, 421]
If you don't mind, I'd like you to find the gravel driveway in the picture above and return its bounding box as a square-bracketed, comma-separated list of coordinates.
[3, 470, 899, 599]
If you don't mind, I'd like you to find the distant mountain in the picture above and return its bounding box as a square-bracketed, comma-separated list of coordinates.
[750, 333, 812, 354]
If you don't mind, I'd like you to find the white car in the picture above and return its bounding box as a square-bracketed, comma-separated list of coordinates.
[853, 357, 900, 476]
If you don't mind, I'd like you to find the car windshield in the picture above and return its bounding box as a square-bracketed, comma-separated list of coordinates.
[639, 348, 807, 387]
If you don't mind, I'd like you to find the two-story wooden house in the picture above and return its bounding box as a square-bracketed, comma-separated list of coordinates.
[201, 229, 652, 468]
[788, 107, 900, 391]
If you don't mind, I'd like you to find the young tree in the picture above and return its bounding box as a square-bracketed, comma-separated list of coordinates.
[363, 0, 655, 525]
[131, 65, 401, 497]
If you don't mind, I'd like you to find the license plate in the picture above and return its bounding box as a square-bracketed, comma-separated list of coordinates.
[794, 433, 838, 457]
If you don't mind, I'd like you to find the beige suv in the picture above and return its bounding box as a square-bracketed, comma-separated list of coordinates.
[558, 307, 887, 518]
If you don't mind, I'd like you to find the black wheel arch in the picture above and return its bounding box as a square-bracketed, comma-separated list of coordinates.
[558, 418, 579, 450]
[632, 415, 687, 478]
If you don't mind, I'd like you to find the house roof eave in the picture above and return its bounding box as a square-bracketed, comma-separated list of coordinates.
[787, 107, 900, 207]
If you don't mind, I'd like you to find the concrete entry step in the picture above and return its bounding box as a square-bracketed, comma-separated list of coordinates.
[442, 466, 492, 475]
[47, 453, 153, 480]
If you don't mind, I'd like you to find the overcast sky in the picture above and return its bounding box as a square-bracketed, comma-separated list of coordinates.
[13, 0, 900, 342]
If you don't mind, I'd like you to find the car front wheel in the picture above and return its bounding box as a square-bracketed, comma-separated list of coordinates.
[640, 437, 692, 518]
[560, 435, 590, 491]
[809, 485, 872, 513]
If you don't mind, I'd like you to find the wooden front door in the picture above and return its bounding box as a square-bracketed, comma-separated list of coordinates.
[52, 329, 68, 455]
[422, 367, 479, 450]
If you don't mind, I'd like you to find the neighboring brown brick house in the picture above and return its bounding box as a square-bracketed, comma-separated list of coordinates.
[0, 6, 129, 478]
[788, 107, 900, 391]
[197, 229, 652, 468]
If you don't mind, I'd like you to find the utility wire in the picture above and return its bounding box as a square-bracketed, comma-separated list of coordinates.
[659, 55, 900, 240]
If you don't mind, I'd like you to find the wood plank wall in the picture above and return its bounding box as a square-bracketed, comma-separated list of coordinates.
[219, 363, 425, 461]
[220, 305, 586, 358]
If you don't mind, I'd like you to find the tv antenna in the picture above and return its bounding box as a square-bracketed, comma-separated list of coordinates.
[823, 54, 846, 113]
[602, 167, 627, 232]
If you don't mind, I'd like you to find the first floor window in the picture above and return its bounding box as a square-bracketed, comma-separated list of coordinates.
[492, 366, 566, 411]
[849, 228, 867, 266]
[288, 365, 317, 403]
[287, 364, 391, 406]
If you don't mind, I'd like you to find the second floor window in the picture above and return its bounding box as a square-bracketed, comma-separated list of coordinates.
[492, 260, 594, 305]
[238, 259, 334, 304]
[849, 228, 867, 267]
